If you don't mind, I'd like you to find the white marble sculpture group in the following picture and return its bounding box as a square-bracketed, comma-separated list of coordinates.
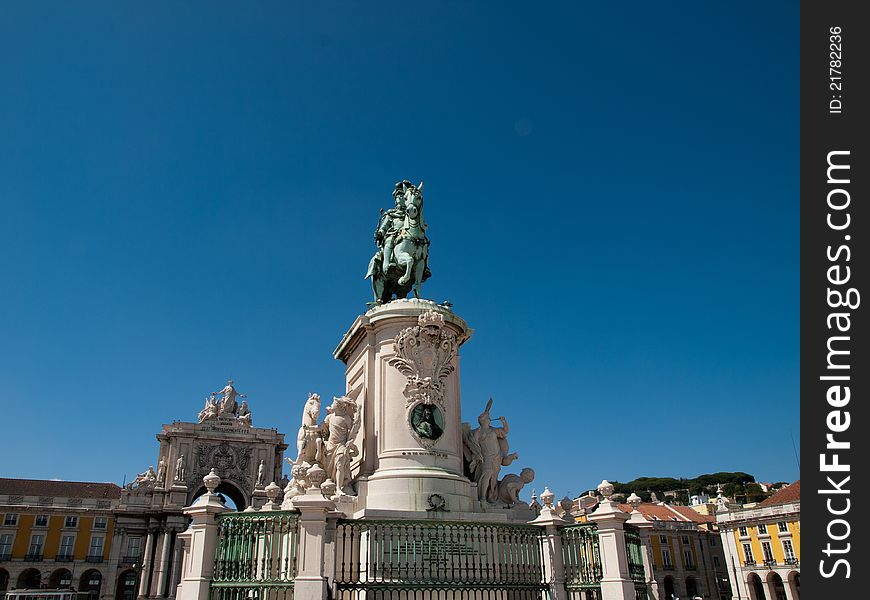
[282, 393, 362, 506]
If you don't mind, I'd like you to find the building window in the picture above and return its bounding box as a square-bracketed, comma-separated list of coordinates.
[94, 517, 108, 530]
[126, 536, 142, 558]
[738, 526, 748, 537]
[662, 548, 673, 568]
[89, 535, 104, 559]
[28, 533, 45, 557]
[59, 534, 75, 558]
[34, 515, 49, 527]
[3, 513, 18, 526]
[684, 549, 695, 569]
[64, 516, 79, 528]
[778, 521, 789, 533]
[762, 541, 775, 565]
[709, 537, 716, 546]
[681, 535, 689, 544]
[713, 555, 721, 568]
[742, 543, 754, 565]
[660, 535, 668, 544]
[783, 539, 797, 563]
[0, 533, 13, 556]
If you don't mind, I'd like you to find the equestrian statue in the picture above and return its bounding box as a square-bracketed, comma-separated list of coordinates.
[366, 180, 431, 304]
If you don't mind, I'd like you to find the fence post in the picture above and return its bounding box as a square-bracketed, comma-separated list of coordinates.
[291, 466, 339, 600]
[626, 494, 660, 600]
[176, 469, 230, 600]
[531, 487, 569, 600]
[587, 481, 635, 600]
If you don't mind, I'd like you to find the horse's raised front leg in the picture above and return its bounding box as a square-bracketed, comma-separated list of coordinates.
[412, 258, 426, 298]
[397, 252, 413, 286]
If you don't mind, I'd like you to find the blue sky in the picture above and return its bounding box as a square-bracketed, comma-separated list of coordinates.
[0, 1, 798, 499]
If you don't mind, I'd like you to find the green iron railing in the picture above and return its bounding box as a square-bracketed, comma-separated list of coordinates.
[560, 523, 602, 600]
[623, 524, 648, 600]
[334, 519, 549, 600]
[211, 511, 300, 600]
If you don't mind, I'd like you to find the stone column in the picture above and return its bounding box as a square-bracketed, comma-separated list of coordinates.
[102, 526, 125, 600]
[138, 528, 157, 599]
[587, 481, 636, 600]
[169, 535, 185, 599]
[626, 496, 660, 600]
[176, 470, 230, 600]
[783, 575, 798, 600]
[530, 488, 568, 600]
[155, 529, 174, 597]
[763, 575, 778, 600]
[292, 472, 340, 600]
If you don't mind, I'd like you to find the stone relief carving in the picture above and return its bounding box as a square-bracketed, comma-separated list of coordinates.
[389, 310, 457, 410]
[408, 402, 444, 449]
[189, 441, 252, 491]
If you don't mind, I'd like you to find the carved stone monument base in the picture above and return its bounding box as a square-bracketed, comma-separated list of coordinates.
[334, 299, 479, 514]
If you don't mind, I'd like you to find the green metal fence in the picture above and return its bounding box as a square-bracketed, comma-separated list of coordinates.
[334, 519, 549, 600]
[560, 523, 602, 600]
[211, 511, 300, 600]
[623, 524, 648, 600]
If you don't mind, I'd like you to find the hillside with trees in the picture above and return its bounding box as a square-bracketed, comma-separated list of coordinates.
[604, 472, 773, 504]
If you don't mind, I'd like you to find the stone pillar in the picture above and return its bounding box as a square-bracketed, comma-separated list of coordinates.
[530, 488, 568, 600]
[763, 575, 778, 600]
[333, 300, 475, 514]
[626, 497, 660, 600]
[169, 536, 185, 599]
[155, 529, 174, 597]
[587, 481, 636, 600]
[102, 526, 125, 600]
[138, 528, 157, 599]
[292, 483, 339, 600]
[783, 575, 798, 600]
[176, 470, 230, 600]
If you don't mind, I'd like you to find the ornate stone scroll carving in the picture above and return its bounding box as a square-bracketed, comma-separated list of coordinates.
[388, 310, 457, 410]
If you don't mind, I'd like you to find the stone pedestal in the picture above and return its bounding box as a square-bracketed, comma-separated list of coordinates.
[588, 498, 637, 600]
[175, 492, 230, 600]
[292, 489, 339, 600]
[333, 299, 475, 514]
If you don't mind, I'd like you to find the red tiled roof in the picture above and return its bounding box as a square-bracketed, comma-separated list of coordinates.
[758, 480, 800, 507]
[0, 478, 122, 500]
[616, 502, 714, 523]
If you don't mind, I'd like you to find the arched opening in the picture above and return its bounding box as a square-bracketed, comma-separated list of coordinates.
[49, 569, 73, 589]
[189, 480, 247, 511]
[663, 576, 675, 600]
[115, 569, 138, 600]
[768, 572, 786, 600]
[17, 568, 41, 590]
[685, 576, 698, 597]
[748, 572, 766, 600]
[79, 570, 103, 599]
[0, 568, 9, 592]
[787, 571, 800, 600]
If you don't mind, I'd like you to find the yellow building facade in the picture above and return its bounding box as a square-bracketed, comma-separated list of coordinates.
[0, 479, 123, 600]
[716, 481, 800, 600]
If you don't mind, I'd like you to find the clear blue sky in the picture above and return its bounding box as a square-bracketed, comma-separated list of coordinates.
[0, 1, 798, 498]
